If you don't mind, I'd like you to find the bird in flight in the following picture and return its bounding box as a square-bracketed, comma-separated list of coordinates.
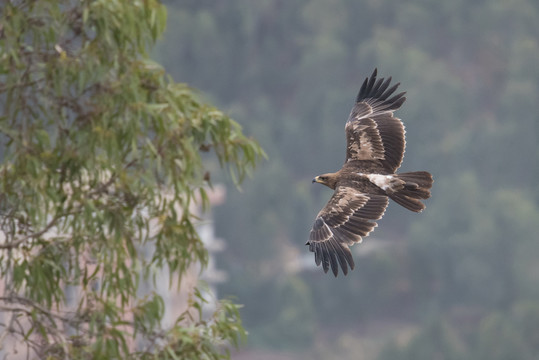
[308, 69, 433, 276]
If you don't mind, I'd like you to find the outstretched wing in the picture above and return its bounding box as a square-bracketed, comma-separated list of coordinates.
[345, 68, 407, 173]
[307, 186, 389, 276]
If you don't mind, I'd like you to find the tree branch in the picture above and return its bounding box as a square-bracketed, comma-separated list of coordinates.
[0, 214, 62, 250]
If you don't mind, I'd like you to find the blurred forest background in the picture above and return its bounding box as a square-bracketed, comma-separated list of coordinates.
[155, 1, 539, 359]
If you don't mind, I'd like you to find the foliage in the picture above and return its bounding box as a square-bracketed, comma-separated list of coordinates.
[378, 301, 539, 360]
[377, 318, 466, 360]
[0, 0, 262, 358]
[245, 276, 315, 350]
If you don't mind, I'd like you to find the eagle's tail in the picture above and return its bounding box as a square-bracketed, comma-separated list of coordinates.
[389, 171, 433, 212]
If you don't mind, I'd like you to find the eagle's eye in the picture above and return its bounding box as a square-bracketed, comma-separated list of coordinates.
[320, 176, 327, 181]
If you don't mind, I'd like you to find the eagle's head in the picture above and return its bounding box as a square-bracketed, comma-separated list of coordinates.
[312, 172, 338, 190]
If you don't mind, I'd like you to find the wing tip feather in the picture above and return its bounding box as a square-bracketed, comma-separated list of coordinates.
[355, 69, 406, 111]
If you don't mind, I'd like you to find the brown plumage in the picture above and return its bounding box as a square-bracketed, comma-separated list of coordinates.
[307, 69, 433, 276]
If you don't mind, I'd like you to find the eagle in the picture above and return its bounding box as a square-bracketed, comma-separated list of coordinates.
[307, 69, 433, 276]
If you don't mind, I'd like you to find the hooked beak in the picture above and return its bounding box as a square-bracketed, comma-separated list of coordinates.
[312, 176, 319, 184]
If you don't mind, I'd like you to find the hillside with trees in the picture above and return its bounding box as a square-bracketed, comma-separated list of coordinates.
[154, 0, 539, 359]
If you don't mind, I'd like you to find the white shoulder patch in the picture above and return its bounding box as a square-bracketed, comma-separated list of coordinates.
[366, 174, 395, 191]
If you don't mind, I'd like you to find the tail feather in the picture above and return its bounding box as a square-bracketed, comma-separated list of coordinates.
[397, 171, 433, 189]
[390, 192, 426, 212]
[389, 171, 433, 212]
